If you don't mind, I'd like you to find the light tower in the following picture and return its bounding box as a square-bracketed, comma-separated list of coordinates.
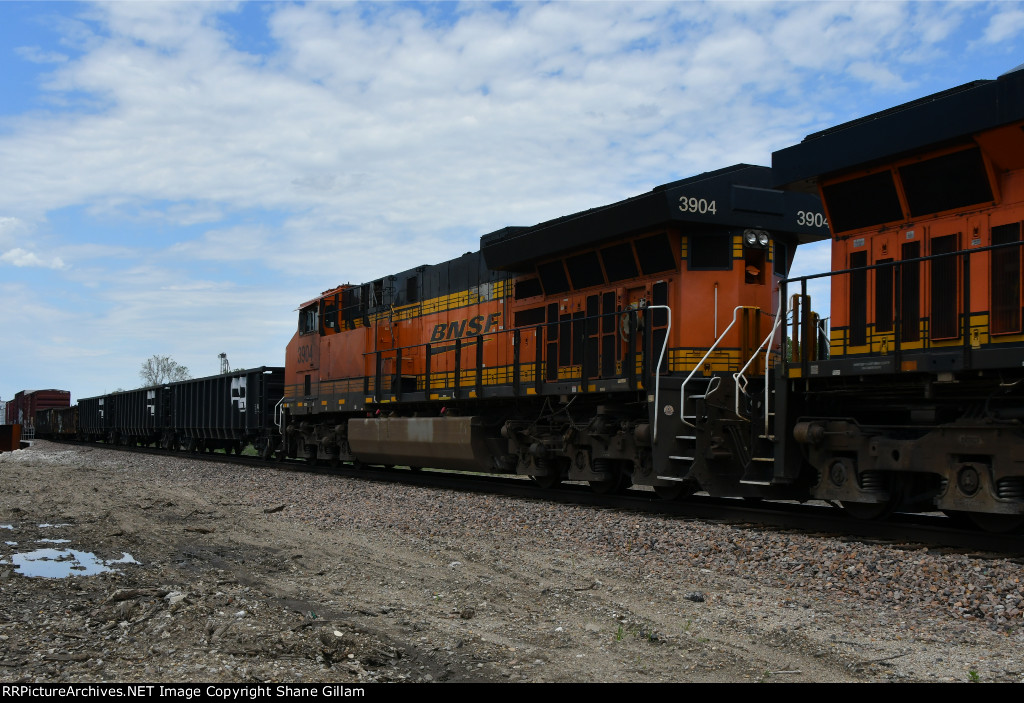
[219, 353, 230, 374]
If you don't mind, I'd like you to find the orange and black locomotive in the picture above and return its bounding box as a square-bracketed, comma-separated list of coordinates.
[282, 164, 827, 495]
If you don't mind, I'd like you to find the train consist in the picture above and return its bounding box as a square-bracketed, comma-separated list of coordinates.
[25, 67, 1024, 532]
[36, 368, 284, 458]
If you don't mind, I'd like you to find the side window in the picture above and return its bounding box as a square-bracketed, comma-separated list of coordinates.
[298, 305, 318, 335]
[773, 241, 789, 277]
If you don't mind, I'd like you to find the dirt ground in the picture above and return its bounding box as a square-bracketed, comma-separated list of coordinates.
[0, 441, 1020, 684]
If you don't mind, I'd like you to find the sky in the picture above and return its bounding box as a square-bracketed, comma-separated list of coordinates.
[1, 0, 1023, 403]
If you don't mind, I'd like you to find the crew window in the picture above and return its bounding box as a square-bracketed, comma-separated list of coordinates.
[299, 305, 318, 335]
[689, 233, 731, 270]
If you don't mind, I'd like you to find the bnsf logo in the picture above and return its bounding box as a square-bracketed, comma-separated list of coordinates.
[430, 313, 502, 342]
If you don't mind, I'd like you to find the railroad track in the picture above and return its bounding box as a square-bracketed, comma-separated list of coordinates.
[56, 439, 1024, 557]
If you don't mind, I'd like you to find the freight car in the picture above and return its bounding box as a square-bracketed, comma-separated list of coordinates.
[6, 389, 70, 430]
[73, 367, 284, 457]
[281, 164, 829, 497]
[771, 65, 1024, 531]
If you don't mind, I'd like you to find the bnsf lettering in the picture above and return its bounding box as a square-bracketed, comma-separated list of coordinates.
[430, 313, 501, 342]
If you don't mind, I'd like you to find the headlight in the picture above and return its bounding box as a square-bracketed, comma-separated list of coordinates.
[757, 231, 770, 247]
[744, 230, 758, 246]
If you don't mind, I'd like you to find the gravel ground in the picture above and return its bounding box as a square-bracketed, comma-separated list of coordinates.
[1, 440, 1022, 683]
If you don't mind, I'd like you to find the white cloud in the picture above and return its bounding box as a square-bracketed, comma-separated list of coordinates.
[0, 248, 67, 269]
[981, 8, 1024, 44]
[0, 217, 31, 248]
[14, 46, 68, 64]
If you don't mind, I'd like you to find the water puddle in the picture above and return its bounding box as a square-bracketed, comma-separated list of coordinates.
[0, 523, 139, 579]
[5, 549, 139, 579]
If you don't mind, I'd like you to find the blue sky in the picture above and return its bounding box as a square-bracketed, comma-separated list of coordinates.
[1, 1, 1022, 403]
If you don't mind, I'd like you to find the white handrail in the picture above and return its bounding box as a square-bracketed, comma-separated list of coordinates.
[679, 306, 750, 430]
[646, 305, 672, 444]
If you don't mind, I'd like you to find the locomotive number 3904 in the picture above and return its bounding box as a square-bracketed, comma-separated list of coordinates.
[678, 195, 717, 215]
[797, 210, 828, 228]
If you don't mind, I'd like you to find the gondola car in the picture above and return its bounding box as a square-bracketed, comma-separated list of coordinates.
[772, 65, 1024, 530]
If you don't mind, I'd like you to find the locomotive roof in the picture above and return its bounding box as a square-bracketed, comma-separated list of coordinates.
[772, 65, 1024, 188]
[480, 164, 827, 271]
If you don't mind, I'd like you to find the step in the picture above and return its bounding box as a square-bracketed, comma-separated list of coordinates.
[739, 479, 772, 486]
[657, 475, 690, 482]
[669, 455, 694, 462]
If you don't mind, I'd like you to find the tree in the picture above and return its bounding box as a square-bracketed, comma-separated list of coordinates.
[139, 355, 192, 385]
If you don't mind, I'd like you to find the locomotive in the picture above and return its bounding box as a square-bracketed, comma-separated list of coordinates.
[27, 67, 1024, 532]
[774, 65, 1024, 532]
[280, 164, 827, 497]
